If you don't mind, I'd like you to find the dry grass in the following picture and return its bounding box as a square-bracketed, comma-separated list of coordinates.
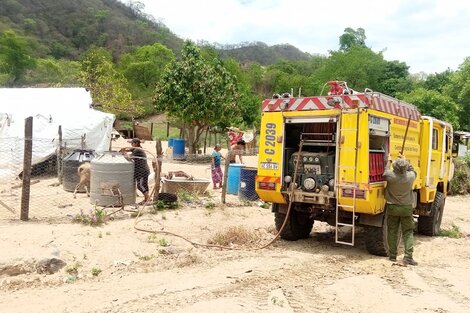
[208, 226, 261, 246]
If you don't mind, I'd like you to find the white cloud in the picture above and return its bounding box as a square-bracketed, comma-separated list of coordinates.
[135, 0, 470, 73]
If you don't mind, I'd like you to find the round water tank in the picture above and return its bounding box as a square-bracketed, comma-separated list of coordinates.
[90, 152, 135, 206]
[62, 149, 96, 192]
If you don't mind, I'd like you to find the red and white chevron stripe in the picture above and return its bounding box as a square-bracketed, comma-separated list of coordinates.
[262, 92, 421, 121]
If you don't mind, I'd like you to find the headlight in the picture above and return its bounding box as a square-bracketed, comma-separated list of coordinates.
[284, 176, 292, 184]
[328, 178, 335, 188]
[303, 177, 316, 190]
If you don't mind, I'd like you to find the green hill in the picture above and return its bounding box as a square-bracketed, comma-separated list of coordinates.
[0, 0, 311, 64]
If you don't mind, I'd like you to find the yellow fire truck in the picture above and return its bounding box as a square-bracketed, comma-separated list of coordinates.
[255, 81, 454, 255]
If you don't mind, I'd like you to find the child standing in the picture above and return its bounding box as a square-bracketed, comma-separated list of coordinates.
[211, 144, 224, 189]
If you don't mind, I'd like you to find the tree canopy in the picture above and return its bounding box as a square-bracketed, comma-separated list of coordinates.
[154, 41, 240, 152]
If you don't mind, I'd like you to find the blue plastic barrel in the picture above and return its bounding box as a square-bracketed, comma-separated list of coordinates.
[172, 138, 185, 159]
[239, 167, 258, 200]
[168, 138, 175, 148]
[227, 164, 244, 194]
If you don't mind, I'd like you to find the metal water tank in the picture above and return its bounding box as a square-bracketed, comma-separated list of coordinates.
[62, 149, 96, 192]
[90, 152, 135, 206]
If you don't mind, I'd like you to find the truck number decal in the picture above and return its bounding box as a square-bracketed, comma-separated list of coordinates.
[264, 123, 276, 155]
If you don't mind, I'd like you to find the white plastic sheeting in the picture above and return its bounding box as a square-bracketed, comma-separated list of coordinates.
[0, 88, 115, 182]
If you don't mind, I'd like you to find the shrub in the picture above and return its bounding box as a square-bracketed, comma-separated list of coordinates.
[450, 155, 470, 195]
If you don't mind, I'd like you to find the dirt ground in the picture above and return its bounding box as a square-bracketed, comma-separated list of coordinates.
[1, 139, 470, 313]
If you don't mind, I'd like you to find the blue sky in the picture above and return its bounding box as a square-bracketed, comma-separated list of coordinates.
[134, 0, 470, 74]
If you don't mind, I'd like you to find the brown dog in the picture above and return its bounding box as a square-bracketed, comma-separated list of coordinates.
[73, 162, 91, 198]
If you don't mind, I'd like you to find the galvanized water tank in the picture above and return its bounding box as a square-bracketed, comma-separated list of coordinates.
[90, 152, 135, 206]
[62, 149, 96, 192]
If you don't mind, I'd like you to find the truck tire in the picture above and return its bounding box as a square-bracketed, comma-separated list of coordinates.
[274, 211, 313, 241]
[418, 191, 445, 236]
[364, 218, 388, 256]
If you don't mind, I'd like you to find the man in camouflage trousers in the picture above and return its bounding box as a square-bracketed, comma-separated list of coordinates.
[383, 156, 418, 266]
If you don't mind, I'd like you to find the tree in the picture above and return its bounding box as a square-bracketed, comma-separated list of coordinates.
[378, 60, 413, 97]
[120, 43, 175, 91]
[24, 58, 81, 86]
[311, 46, 386, 93]
[79, 47, 138, 118]
[339, 27, 366, 51]
[400, 88, 460, 130]
[443, 57, 470, 131]
[153, 41, 240, 154]
[0, 30, 36, 85]
[424, 69, 452, 93]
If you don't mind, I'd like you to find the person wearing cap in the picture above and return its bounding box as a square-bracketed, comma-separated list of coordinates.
[383, 155, 418, 265]
[120, 138, 150, 205]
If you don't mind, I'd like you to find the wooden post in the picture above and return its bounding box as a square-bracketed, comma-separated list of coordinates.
[166, 122, 170, 138]
[21, 117, 33, 221]
[203, 127, 209, 154]
[221, 150, 232, 204]
[150, 123, 154, 140]
[153, 139, 163, 201]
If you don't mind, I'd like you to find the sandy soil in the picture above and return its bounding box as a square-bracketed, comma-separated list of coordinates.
[1, 139, 470, 313]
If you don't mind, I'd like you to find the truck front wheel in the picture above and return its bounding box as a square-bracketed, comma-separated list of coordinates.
[418, 191, 445, 236]
[274, 211, 313, 241]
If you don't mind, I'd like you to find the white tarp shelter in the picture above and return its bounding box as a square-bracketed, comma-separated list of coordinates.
[0, 88, 115, 182]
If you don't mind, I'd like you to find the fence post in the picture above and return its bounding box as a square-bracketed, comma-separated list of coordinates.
[221, 150, 233, 204]
[21, 116, 33, 221]
[57, 125, 63, 183]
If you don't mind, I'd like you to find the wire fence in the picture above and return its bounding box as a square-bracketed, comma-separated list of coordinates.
[0, 135, 262, 222]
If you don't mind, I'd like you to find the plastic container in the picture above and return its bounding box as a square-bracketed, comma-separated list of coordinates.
[227, 163, 245, 195]
[90, 152, 135, 206]
[62, 149, 96, 192]
[239, 167, 258, 200]
[172, 138, 185, 160]
[168, 138, 175, 148]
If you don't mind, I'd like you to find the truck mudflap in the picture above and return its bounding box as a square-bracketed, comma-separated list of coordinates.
[255, 176, 286, 204]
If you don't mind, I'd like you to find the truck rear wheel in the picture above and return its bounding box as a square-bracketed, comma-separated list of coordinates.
[274, 211, 313, 241]
[418, 191, 445, 236]
[364, 217, 388, 256]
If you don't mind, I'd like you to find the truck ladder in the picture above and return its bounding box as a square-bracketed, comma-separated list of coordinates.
[335, 107, 360, 246]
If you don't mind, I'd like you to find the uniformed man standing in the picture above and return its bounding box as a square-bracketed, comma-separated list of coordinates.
[383, 156, 418, 266]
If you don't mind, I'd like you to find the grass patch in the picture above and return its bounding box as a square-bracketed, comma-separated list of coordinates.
[208, 226, 260, 246]
[72, 207, 107, 226]
[91, 267, 102, 277]
[65, 261, 82, 275]
[439, 224, 462, 238]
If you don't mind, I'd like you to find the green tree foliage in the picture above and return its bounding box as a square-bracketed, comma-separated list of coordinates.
[223, 58, 262, 130]
[311, 46, 386, 93]
[1, 0, 183, 60]
[154, 41, 240, 153]
[79, 47, 138, 118]
[423, 69, 453, 93]
[120, 43, 175, 91]
[339, 27, 366, 51]
[378, 60, 413, 97]
[24, 58, 81, 86]
[400, 88, 460, 129]
[443, 58, 470, 131]
[0, 30, 36, 85]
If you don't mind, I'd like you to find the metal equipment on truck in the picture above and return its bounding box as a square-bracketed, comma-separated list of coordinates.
[255, 81, 454, 255]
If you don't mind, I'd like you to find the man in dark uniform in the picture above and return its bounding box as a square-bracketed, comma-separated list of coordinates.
[121, 138, 150, 205]
[383, 156, 418, 266]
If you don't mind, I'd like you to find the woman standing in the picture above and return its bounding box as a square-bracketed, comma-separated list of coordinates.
[211, 144, 224, 189]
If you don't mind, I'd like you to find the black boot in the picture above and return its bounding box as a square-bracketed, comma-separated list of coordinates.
[403, 256, 418, 266]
